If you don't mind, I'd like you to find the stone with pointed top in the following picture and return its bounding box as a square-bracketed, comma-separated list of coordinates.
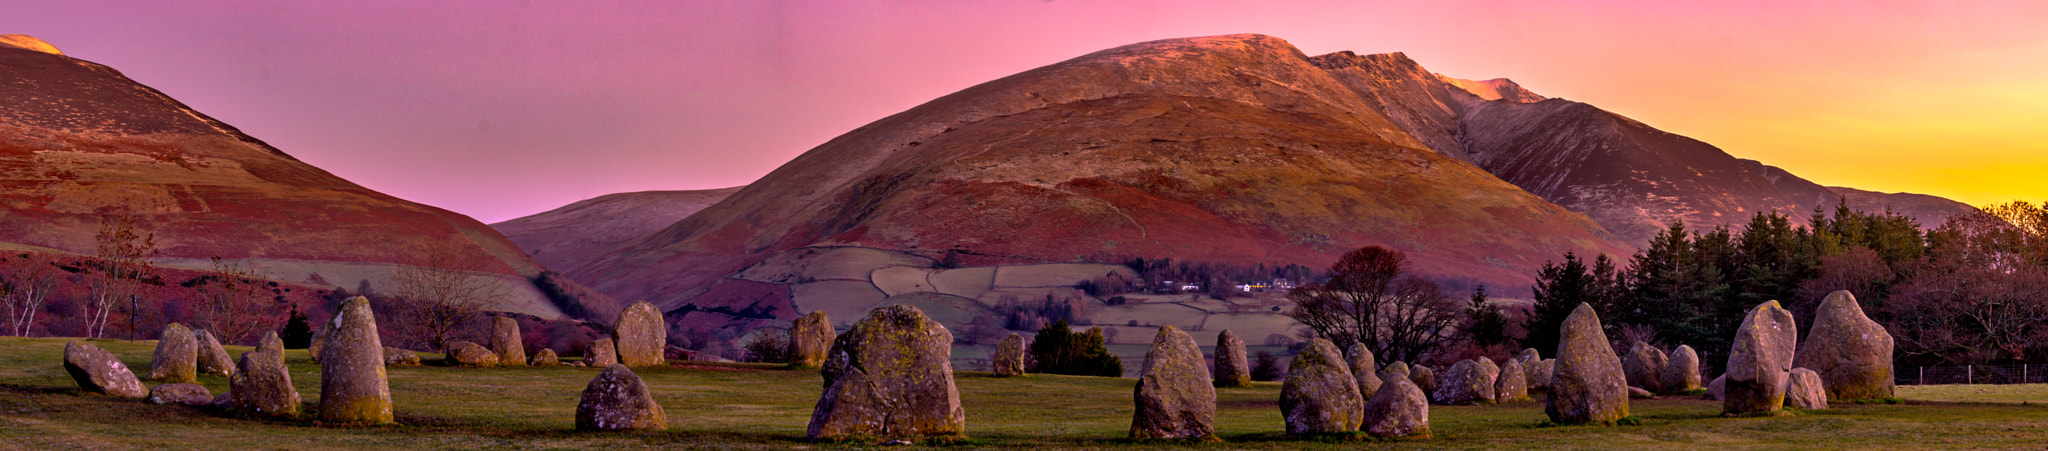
[1495, 358, 1530, 402]
[1794, 290, 1895, 401]
[491, 316, 527, 367]
[1544, 303, 1628, 425]
[1130, 325, 1216, 440]
[1347, 342, 1382, 399]
[195, 329, 235, 377]
[319, 297, 393, 425]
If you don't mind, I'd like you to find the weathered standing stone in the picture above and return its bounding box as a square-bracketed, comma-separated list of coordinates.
[615, 301, 667, 368]
[148, 383, 214, 406]
[1515, 348, 1541, 378]
[258, 330, 284, 356]
[1495, 358, 1530, 402]
[320, 297, 394, 425]
[1545, 303, 1629, 425]
[1475, 357, 1501, 385]
[1380, 361, 1411, 381]
[1410, 365, 1437, 396]
[491, 316, 527, 367]
[1794, 290, 1895, 401]
[227, 348, 300, 417]
[789, 310, 835, 369]
[1661, 345, 1702, 394]
[1213, 330, 1251, 388]
[195, 329, 234, 377]
[586, 338, 619, 367]
[384, 347, 421, 366]
[308, 317, 335, 363]
[1622, 342, 1669, 393]
[806, 305, 965, 441]
[445, 341, 500, 366]
[531, 348, 562, 366]
[1130, 325, 1217, 440]
[576, 364, 667, 431]
[1706, 374, 1726, 400]
[1347, 342, 1382, 399]
[1279, 339, 1363, 435]
[1532, 359, 1556, 389]
[1724, 300, 1798, 415]
[1785, 368, 1828, 410]
[1361, 374, 1430, 438]
[992, 333, 1026, 377]
[63, 341, 145, 398]
[1431, 359, 1496, 405]
[149, 323, 199, 383]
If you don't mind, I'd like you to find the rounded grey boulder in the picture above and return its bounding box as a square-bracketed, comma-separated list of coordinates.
[1661, 345, 1702, 394]
[1793, 291, 1895, 401]
[614, 302, 667, 368]
[1280, 338, 1362, 435]
[1432, 359, 1496, 405]
[1495, 358, 1530, 402]
[63, 340, 145, 398]
[585, 338, 619, 367]
[148, 323, 198, 383]
[1361, 375, 1430, 438]
[1785, 368, 1828, 409]
[577, 364, 667, 431]
[148, 383, 214, 406]
[1622, 342, 1668, 393]
[194, 329, 235, 377]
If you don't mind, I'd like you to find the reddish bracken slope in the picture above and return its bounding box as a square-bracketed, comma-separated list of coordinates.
[492, 187, 742, 272]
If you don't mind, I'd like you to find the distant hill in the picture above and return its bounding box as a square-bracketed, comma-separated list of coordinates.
[492, 187, 743, 272]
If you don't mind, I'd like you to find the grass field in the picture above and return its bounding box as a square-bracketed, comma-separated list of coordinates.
[2, 337, 2044, 450]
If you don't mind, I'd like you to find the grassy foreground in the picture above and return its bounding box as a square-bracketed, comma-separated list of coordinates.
[1, 337, 2043, 450]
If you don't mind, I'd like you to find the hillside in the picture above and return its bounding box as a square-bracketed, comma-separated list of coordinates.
[492, 187, 743, 272]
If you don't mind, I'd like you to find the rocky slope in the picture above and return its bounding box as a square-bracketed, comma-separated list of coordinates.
[491, 187, 743, 272]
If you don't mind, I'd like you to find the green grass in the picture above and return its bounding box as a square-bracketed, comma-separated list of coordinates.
[3, 337, 2046, 449]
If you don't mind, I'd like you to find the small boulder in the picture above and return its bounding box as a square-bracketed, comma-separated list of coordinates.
[1279, 339, 1362, 435]
[1361, 376, 1430, 438]
[531, 348, 562, 366]
[992, 333, 1026, 377]
[1347, 342, 1382, 399]
[1129, 325, 1216, 440]
[148, 383, 214, 406]
[319, 297, 394, 425]
[1622, 342, 1668, 393]
[226, 348, 300, 417]
[1531, 359, 1556, 389]
[585, 338, 619, 367]
[1379, 361, 1411, 381]
[258, 330, 285, 356]
[1431, 359, 1496, 405]
[1785, 368, 1828, 409]
[62, 340, 145, 398]
[445, 341, 500, 366]
[194, 329, 235, 377]
[1794, 291, 1895, 401]
[1409, 365, 1437, 396]
[1661, 345, 1702, 394]
[308, 318, 335, 363]
[1724, 300, 1797, 415]
[1628, 386, 1654, 399]
[490, 316, 527, 367]
[806, 305, 965, 441]
[1706, 374, 1726, 400]
[1495, 358, 1530, 402]
[1212, 330, 1251, 388]
[148, 323, 199, 383]
[1475, 357, 1501, 384]
[1544, 303, 1629, 425]
[576, 364, 667, 431]
[614, 302, 667, 368]
[789, 310, 835, 368]
[383, 347, 421, 366]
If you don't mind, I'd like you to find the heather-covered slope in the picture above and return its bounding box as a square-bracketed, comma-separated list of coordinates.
[492, 187, 742, 272]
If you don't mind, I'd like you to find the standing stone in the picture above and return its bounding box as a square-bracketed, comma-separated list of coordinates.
[576, 364, 667, 431]
[531, 348, 562, 366]
[384, 347, 421, 366]
[1212, 330, 1251, 388]
[1496, 358, 1530, 402]
[1380, 361, 1411, 381]
[1129, 325, 1216, 440]
[1794, 290, 1895, 401]
[1623, 342, 1669, 393]
[1532, 359, 1556, 389]
[62, 340, 145, 398]
[1706, 374, 1726, 400]
[258, 330, 285, 356]
[320, 297, 394, 425]
[806, 305, 965, 441]
[149, 323, 199, 383]
[1545, 303, 1629, 425]
[445, 341, 500, 366]
[308, 317, 335, 363]
[1431, 359, 1496, 405]
[1785, 368, 1828, 409]
[1661, 345, 1702, 394]
[1515, 348, 1541, 373]
[992, 333, 1026, 377]
[586, 338, 619, 367]
[1724, 300, 1797, 415]
[1475, 357, 1501, 384]
[1279, 339, 1362, 435]
[147, 383, 213, 406]
[226, 348, 300, 417]
[1361, 375, 1430, 438]
[789, 310, 835, 369]
[1347, 342, 1382, 399]
[195, 329, 235, 377]
[1409, 365, 1437, 396]
[615, 301, 667, 368]
[491, 316, 527, 367]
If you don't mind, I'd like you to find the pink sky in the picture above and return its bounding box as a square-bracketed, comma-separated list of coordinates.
[11, 0, 2048, 223]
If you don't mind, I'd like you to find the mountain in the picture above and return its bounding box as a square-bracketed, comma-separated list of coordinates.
[492, 187, 743, 272]
[0, 36, 566, 319]
[1743, 160, 1978, 227]
[566, 34, 1633, 332]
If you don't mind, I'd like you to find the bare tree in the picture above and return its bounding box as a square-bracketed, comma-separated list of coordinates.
[86, 213, 158, 339]
[1288, 246, 1462, 364]
[389, 240, 509, 350]
[1, 252, 61, 337]
[191, 258, 281, 345]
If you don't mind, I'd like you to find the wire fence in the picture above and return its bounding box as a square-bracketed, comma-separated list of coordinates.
[1897, 365, 2048, 385]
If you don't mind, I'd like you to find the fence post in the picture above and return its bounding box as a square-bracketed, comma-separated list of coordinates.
[1967, 365, 1973, 385]
[1919, 366, 1925, 386]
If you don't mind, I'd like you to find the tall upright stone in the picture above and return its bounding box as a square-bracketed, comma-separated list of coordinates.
[1794, 290, 1895, 401]
[1432, 359, 1495, 405]
[1279, 339, 1362, 435]
[1496, 358, 1530, 402]
[319, 297, 394, 425]
[806, 305, 965, 442]
[226, 348, 300, 417]
[1212, 330, 1251, 388]
[1545, 303, 1628, 425]
[149, 323, 199, 383]
[491, 316, 527, 367]
[585, 338, 619, 367]
[1129, 325, 1216, 440]
[1661, 345, 1702, 394]
[789, 310, 835, 369]
[195, 329, 235, 377]
[1785, 368, 1828, 410]
[991, 333, 1026, 377]
[1361, 375, 1430, 438]
[1623, 342, 1669, 393]
[257, 331, 285, 357]
[615, 302, 667, 368]
[63, 340, 145, 398]
[1347, 342, 1382, 399]
[1724, 300, 1798, 415]
[577, 364, 667, 431]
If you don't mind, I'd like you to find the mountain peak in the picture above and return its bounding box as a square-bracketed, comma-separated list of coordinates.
[1435, 74, 1545, 103]
[0, 34, 62, 55]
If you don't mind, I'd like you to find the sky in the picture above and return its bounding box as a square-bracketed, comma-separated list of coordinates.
[6, 0, 2047, 223]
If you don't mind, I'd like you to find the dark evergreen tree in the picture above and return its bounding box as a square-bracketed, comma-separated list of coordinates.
[1527, 252, 1594, 355]
[279, 306, 313, 349]
[1028, 320, 1123, 377]
[1464, 284, 1512, 348]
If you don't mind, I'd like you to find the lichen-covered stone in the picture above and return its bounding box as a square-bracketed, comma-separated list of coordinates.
[491, 316, 527, 367]
[63, 340, 144, 398]
[1279, 339, 1362, 435]
[1409, 365, 1436, 396]
[586, 338, 618, 367]
[308, 318, 335, 363]
[1495, 358, 1530, 402]
[1361, 375, 1430, 438]
[195, 329, 235, 377]
[807, 305, 965, 441]
[1130, 325, 1216, 440]
[149, 323, 198, 383]
[1725, 300, 1797, 415]
[1622, 342, 1668, 393]
[445, 341, 500, 366]
[1794, 291, 1895, 401]
[384, 347, 421, 366]
[1661, 345, 1702, 394]
[1212, 330, 1251, 388]
[1379, 361, 1411, 381]
[992, 333, 1026, 377]
[531, 348, 562, 366]
[1785, 368, 1828, 409]
[1545, 303, 1628, 425]
[1432, 359, 1496, 405]
[1515, 348, 1541, 381]
[1347, 342, 1382, 399]
[1475, 357, 1500, 385]
[615, 301, 667, 368]
[577, 364, 667, 431]
[148, 383, 213, 406]
[227, 348, 300, 417]
[319, 297, 394, 425]
[1532, 359, 1556, 389]
[258, 330, 284, 356]
[789, 310, 835, 369]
